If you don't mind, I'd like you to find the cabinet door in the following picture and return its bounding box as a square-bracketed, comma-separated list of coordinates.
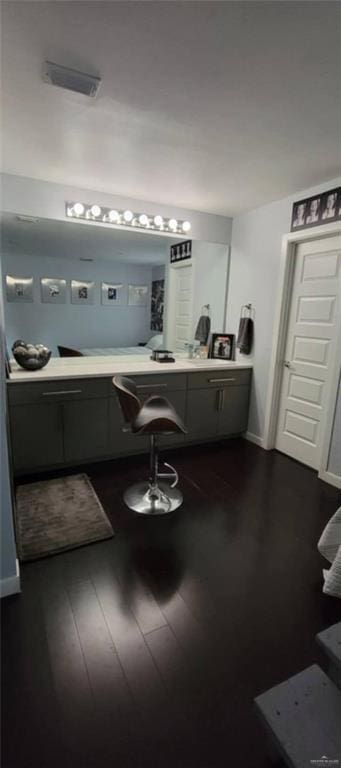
[218, 385, 250, 436]
[63, 398, 110, 463]
[10, 403, 63, 471]
[186, 388, 219, 439]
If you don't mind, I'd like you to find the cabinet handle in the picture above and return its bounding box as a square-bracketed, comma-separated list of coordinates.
[136, 383, 167, 390]
[208, 377, 235, 383]
[42, 389, 82, 396]
[221, 389, 225, 410]
[216, 390, 221, 411]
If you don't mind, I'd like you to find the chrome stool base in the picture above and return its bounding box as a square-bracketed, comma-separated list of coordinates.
[123, 481, 183, 515]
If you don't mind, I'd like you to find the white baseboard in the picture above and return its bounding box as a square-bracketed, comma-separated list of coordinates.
[0, 559, 21, 598]
[318, 469, 341, 489]
[244, 431, 265, 449]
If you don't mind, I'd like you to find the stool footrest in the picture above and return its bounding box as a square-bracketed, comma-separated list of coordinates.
[159, 462, 178, 488]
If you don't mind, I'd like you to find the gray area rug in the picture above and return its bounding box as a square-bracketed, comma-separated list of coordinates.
[15, 473, 114, 561]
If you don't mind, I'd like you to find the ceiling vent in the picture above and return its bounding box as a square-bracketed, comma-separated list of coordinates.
[43, 61, 101, 98]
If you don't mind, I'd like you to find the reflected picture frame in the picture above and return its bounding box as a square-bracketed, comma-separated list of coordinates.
[41, 277, 67, 304]
[101, 282, 124, 306]
[71, 280, 95, 305]
[6, 275, 34, 303]
[128, 284, 148, 306]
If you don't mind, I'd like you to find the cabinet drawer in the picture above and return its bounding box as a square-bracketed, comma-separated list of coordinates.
[8, 378, 109, 405]
[110, 373, 187, 396]
[187, 369, 251, 390]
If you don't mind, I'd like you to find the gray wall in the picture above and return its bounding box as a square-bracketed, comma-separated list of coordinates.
[0, 260, 18, 586]
[2, 252, 156, 356]
[227, 176, 341, 477]
[152, 265, 165, 282]
[1, 173, 233, 246]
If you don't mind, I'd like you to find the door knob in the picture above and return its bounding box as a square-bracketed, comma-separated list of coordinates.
[284, 360, 291, 368]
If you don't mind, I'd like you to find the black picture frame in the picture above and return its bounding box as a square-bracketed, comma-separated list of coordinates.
[210, 333, 235, 361]
[170, 240, 192, 263]
[291, 187, 341, 232]
[150, 279, 165, 331]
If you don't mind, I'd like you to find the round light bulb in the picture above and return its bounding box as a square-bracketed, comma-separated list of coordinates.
[139, 214, 149, 226]
[182, 220, 191, 233]
[154, 215, 163, 227]
[123, 210, 133, 223]
[108, 209, 119, 222]
[169, 218, 178, 231]
[90, 205, 101, 217]
[73, 202, 84, 216]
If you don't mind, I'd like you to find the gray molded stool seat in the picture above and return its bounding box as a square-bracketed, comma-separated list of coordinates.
[113, 375, 187, 515]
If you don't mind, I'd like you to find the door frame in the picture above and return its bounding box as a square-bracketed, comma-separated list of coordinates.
[263, 221, 341, 488]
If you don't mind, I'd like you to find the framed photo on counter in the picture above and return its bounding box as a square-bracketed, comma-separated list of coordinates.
[210, 333, 235, 361]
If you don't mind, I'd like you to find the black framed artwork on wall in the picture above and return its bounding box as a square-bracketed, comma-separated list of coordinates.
[291, 187, 341, 232]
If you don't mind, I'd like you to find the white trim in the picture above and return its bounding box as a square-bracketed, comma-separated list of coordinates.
[0, 559, 20, 598]
[319, 353, 341, 483]
[244, 431, 265, 449]
[318, 470, 341, 490]
[263, 222, 341, 487]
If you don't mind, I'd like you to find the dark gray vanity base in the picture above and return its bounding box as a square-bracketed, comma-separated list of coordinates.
[8, 369, 251, 475]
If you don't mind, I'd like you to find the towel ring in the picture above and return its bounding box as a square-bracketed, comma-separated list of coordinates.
[240, 303, 254, 319]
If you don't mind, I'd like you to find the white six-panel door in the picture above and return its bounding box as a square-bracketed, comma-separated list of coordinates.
[275, 234, 341, 469]
[169, 263, 194, 350]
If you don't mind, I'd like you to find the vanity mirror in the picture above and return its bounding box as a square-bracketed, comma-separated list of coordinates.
[0, 213, 184, 359]
[1, 213, 230, 362]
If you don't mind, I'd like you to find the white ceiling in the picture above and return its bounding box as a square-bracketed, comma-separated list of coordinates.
[0, 213, 176, 264]
[1, 1, 340, 216]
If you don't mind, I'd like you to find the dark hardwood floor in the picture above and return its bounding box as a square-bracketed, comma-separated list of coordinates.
[2, 438, 341, 768]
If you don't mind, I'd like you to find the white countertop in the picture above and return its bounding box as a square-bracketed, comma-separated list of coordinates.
[8, 355, 252, 383]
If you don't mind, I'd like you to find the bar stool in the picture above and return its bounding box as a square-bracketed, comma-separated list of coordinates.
[113, 375, 186, 515]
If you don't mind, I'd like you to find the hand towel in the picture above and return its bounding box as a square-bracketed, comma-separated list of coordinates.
[237, 317, 253, 355]
[194, 315, 211, 345]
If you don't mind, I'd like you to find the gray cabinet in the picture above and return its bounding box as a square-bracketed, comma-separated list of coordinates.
[186, 370, 251, 441]
[9, 402, 63, 470]
[63, 398, 110, 463]
[218, 385, 250, 436]
[186, 388, 219, 439]
[8, 368, 251, 474]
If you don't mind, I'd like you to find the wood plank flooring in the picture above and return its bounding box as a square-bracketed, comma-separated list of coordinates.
[2, 439, 341, 768]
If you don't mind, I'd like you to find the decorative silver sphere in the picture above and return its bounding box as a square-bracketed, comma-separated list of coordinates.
[12, 340, 51, 370]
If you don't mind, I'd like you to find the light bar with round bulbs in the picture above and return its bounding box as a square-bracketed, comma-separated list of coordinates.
[66, 202, 191, 235]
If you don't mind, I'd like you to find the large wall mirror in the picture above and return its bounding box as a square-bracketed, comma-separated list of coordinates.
[0, 213, 186, 359]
